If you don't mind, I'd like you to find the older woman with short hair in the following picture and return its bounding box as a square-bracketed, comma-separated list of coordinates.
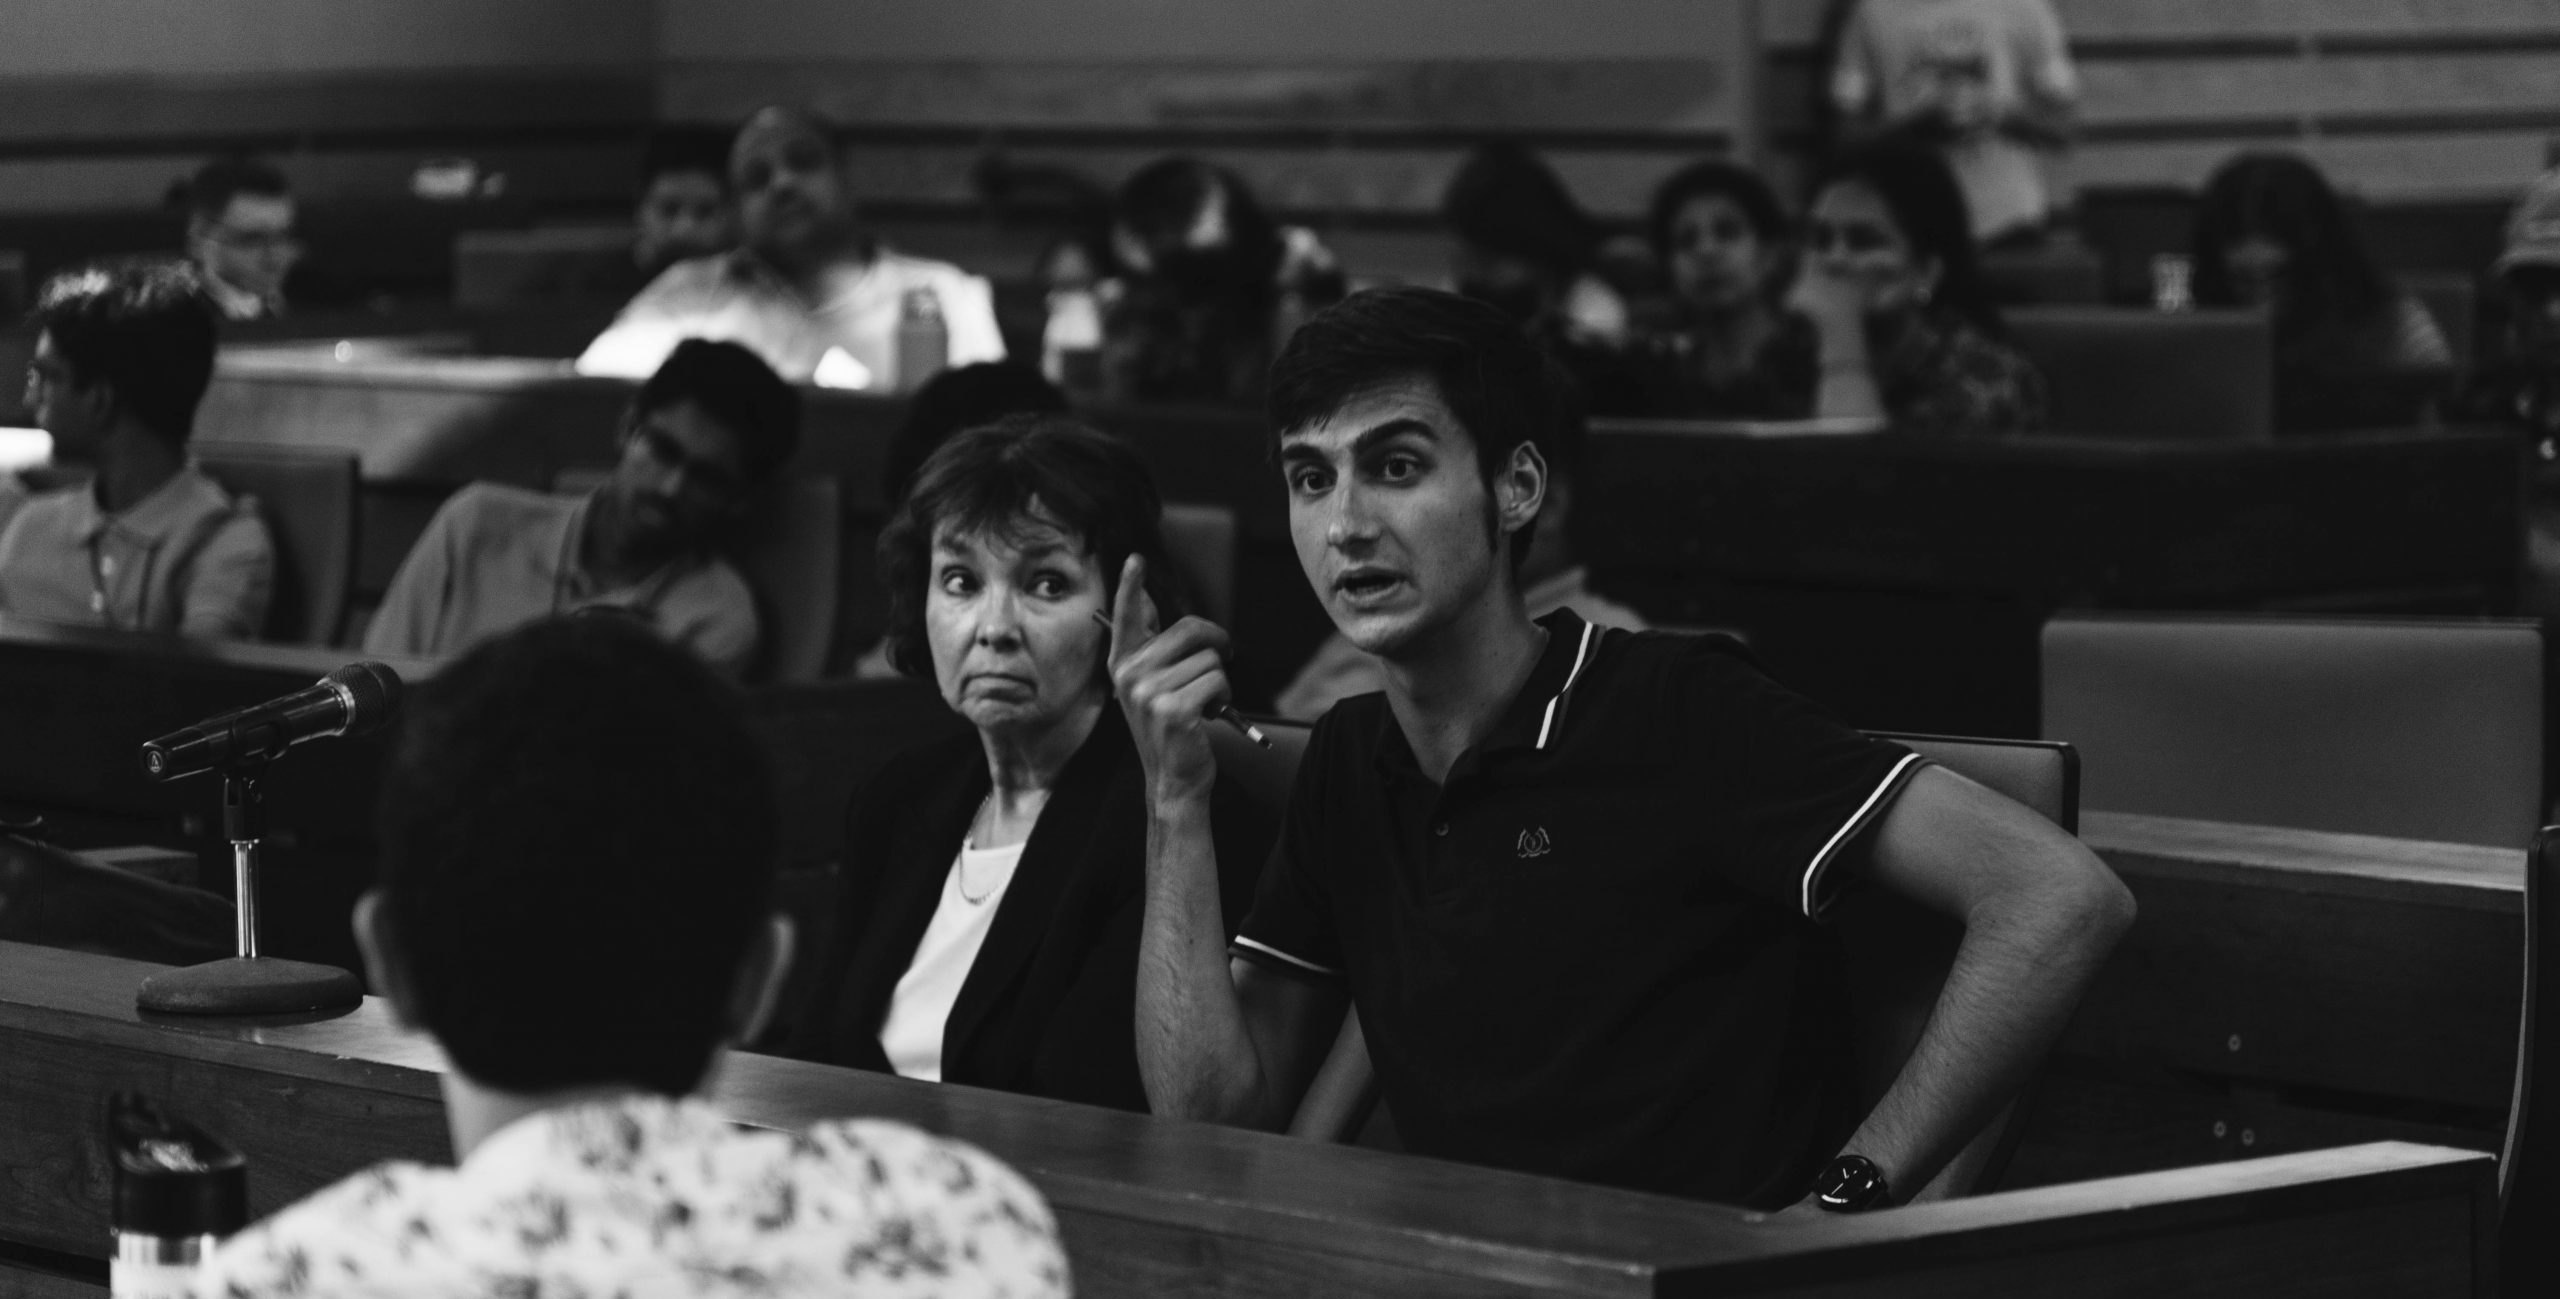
[791, 414, 1273, 1110]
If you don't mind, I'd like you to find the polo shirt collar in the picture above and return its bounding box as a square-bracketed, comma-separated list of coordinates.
[73, 464, 219, 547]
[1373, 609, 1605, 780]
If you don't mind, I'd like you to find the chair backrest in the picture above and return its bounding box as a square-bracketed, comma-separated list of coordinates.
[1161, 500, 1238, 627]
[2505, 825, 2560, 1292]
[730, 475, 844, 684]
[2041, 613, 2544, 849]
[1980, 241, 2105, 307]
[1840, 732, 2080, 1202]
[194, 443, 358, 646]
[2005, 306, 2273, 441]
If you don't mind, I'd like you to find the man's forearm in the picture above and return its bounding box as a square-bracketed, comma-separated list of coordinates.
[1135, 790, 1282, 1126]
[1842, 855, 2133, 1198]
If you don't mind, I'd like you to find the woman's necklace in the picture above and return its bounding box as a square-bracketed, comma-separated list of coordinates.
[957, 792, 1006, 905]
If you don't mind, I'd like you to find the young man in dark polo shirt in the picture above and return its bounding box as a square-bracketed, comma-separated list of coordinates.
[1108, 286, 2135, 1211]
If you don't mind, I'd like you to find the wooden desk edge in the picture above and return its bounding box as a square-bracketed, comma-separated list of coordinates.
[2082, 810, 2524, 909]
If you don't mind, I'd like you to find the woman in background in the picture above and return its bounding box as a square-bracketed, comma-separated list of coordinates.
[2190, 151, 2453, 432]
[1638, 159, 1816, 419]
[1789, 136, 2046, 435]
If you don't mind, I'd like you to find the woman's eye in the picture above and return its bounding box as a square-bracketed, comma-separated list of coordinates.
[938, 568, 976, 595]
[1030, 573, 1071, 598]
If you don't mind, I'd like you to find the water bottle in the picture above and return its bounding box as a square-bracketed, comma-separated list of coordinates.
[1042, 285, 1103, 395]
[895, 287, 949, 393]
[2150, 253, 2195, 313]
[108, 1094, 247, 1299]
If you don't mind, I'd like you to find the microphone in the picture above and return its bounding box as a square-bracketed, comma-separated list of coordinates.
[140, 662, 403, 781]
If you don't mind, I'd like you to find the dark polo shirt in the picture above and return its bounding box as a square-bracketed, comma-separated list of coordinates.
[1234, 611, 1925, 1208]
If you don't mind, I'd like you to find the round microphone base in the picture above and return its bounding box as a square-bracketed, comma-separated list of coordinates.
[136, 957, 363, 1016]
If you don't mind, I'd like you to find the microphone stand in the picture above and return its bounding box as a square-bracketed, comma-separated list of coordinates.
[134, 757, 363, 1016]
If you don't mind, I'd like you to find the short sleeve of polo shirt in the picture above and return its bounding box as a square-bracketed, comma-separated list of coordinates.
[1230, 715, 1351, 983]
[1678, 636, 1927, 920]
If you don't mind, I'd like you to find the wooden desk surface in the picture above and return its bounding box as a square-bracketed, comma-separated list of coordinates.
[0, 941, 2498, 1297]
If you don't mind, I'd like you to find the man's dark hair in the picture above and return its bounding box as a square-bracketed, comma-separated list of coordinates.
[640, 127, 734, 192]
[1649, 159, 1791, 257]
[634, 338, 801, 482]
[1268, 286, 1572, 570]
[374, 617, 779, 1095]
[30, 260, 219, 445]
[877, 414, 1181, 678]
[883, 362, 1070, 503]
[181, 155, 290, 222]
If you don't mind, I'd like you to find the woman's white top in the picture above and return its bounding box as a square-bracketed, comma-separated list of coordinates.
[877, 838, 1027, 1081]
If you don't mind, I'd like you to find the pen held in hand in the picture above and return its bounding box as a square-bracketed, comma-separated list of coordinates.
[1094, 610, 1273, 749]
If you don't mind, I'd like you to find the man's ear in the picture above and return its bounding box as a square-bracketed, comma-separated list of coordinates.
[350, 891, 421, 1030]
[1494, 440, 1550, 538]
[725, 913, 797, 1048]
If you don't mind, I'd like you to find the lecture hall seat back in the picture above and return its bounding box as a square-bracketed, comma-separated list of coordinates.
[2005, 307, 2272, 441]
[2041, 613, 2543, 849]
[194, 443, 359, 647]
[2505, 825, 2560, 1293]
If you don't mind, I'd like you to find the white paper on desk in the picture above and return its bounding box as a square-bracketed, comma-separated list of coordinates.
[0, 427, 51, 473]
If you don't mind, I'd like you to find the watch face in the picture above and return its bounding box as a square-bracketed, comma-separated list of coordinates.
[1817, 1156, 1890, 1211]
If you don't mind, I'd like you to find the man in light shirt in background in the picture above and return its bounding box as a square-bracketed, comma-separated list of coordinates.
[579, 104, 1006, 389]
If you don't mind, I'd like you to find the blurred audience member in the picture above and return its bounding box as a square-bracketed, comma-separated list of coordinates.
[1790, 138, 2046, 436]
[0, 262, 273, 638]
[1092, 157, 1343, 405]
[632, 127, 739, 283]
[2191, 152, 2453, 432]
[1274, 364, 1648, 721]
[2453, 169, 2560, 454]
[795, 416, 1272, 1109]
[368, 339, 796, 677]
[1635, 160, 1818, 419]
[1830, 0, 2076, 244]
[180, 156, 302, 322]
[1442, 141, 1644, 412]
[198, 617, 1069, 1299]
[853, 362, 1072, 679]
[579, 105, 1004, 387]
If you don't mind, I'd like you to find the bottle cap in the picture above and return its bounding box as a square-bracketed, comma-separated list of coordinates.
[108, 1094, 248, 1238]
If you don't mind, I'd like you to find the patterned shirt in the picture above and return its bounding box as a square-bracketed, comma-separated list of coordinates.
[1877, 309, 2048, 437]
[193, 1096, 1071, 1299]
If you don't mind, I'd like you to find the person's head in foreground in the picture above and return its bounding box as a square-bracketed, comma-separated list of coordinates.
[2496, 168, 2560, 370]
[880, 414, 1182, 745]
[1651, 158, 1793, 323]
[1798, 136, 2000, 337]
[1267, 286, 1568, 660]
[2191, 151, 2391, 334]
[24, 261, 219, 464]
[729, 104, 861, 275]
[181, 156, 299, 316]
[881, 361, 1072, 505]
[590, 337, 800, 566]
[634, 127, 738, 276]
[191, 616, 1070, 1297]
[361, 615, 786, 1107]
[1111, 156, 1285, 312]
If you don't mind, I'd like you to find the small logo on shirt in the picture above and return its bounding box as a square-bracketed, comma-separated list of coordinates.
[1517, 827, 1553, 859]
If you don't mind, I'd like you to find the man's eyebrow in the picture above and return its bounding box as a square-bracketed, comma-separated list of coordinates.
[1279, 417, 1440, 462]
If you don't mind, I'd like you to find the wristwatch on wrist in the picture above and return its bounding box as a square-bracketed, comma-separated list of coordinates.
[1813, 1154, 1895, 1212]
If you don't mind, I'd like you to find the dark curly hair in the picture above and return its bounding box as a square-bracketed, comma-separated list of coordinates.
[375, 616, 777, 1095]
[876, 414, 1182, 680]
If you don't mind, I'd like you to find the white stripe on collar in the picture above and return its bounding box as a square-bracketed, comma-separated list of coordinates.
[1533, 621, 1601, 751]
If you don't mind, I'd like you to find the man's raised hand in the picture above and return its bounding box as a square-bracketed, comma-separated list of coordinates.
[1106, 554, 1230, 804]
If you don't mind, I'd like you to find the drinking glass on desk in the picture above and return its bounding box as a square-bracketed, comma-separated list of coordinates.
[107, 1092, 246, 1299]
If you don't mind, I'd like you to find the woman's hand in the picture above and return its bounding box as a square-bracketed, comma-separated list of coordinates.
[1786, 262, 1877, 340]
[1105, 555, 1227, 806]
